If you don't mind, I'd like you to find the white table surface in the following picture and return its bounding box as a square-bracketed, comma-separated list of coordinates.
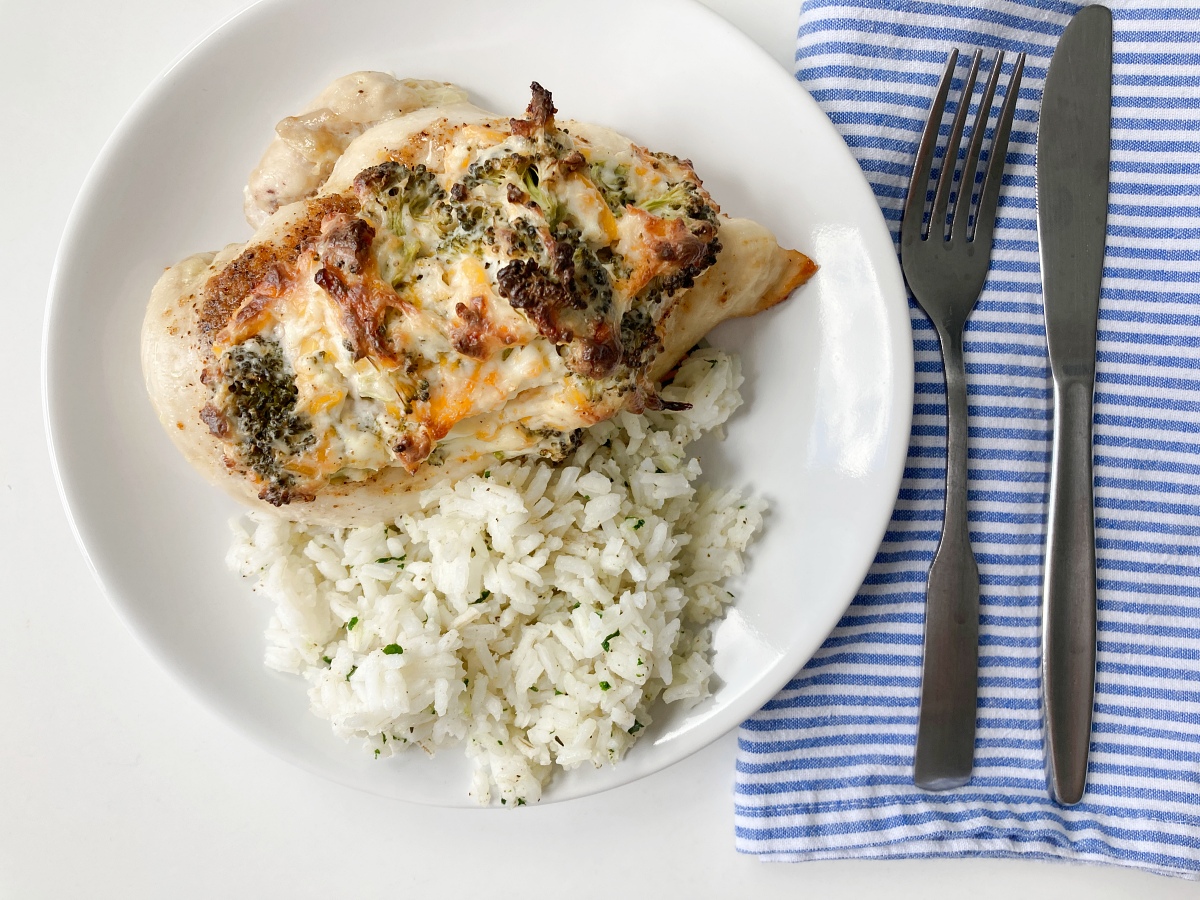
[2, 1, 1194, 896]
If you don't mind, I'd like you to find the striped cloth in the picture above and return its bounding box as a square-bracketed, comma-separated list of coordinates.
[735, 0, 1200, 878]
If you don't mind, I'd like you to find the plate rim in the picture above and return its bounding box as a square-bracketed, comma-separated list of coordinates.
[41, 0, 913, 806]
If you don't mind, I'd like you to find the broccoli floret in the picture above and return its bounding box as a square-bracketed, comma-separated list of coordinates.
[505, 217, 543, 258]
[353, 162, 447, 238]
[435, 200, 497, 258]
[522, 164, 561, 228]
[555, 224, 612, 313]
[463, 153, 530, 189]
[618, 306, 659, 370]
[219, 337, 313, 502]
[355, 161, 501, 277]
[589, 161, 633, 214]
[638, 180, 715, 223]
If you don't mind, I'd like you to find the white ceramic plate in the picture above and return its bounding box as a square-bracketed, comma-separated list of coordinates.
[43, 0, 911, 806]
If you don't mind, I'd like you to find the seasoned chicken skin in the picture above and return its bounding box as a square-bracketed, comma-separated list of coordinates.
[142, 77, 816, 525]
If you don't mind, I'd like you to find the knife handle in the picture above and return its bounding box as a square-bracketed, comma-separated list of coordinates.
[1042, 376, 1098, 806]
[913, 328, 980, 791]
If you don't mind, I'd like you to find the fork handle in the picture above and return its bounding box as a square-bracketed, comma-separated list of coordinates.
[1042, 376, 1097, 806]
[913, 327, 980, 791]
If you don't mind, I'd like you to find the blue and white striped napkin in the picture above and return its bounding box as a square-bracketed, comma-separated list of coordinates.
[735, 0, 1200, 878]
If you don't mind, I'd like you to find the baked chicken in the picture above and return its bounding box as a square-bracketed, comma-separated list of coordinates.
[142, 75, 816, 525]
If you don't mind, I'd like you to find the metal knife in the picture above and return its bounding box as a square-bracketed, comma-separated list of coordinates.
[1036, 4, 1112, 807]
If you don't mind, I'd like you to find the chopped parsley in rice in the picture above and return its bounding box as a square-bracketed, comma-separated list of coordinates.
[228, 348, 764, 805]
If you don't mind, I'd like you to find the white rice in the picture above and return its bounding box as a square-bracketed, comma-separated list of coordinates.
[227, 348, 765, 805]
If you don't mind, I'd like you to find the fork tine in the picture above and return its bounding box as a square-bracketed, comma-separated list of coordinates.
[951, 51, 1004, 243]
[902, 49, 958, 251]
[930, 50, 982, 241]
[973, 52, 1026, 249]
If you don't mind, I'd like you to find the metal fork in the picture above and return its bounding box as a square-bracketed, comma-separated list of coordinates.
[901, 48, 1025, 790]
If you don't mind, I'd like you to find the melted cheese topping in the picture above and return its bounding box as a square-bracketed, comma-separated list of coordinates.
[200, 84, 742, 506]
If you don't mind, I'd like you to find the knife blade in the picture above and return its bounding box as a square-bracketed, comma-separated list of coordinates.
[1036, 4, 1112, 807]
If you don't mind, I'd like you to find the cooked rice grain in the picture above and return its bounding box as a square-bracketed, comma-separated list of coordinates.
[228, 349, 764, 804]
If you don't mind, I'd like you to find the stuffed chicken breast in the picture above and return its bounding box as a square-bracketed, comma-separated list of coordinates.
[142, 76, 816, 525]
